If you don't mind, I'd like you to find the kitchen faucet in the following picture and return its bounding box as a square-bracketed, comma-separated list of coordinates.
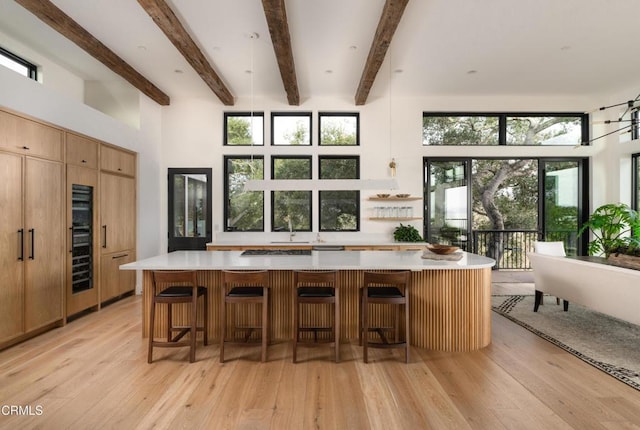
[288, 217, 295, 241]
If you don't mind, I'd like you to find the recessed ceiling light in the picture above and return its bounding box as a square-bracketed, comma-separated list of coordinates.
[325, 69, 333, 74]
[247, 32, 259, 40]
[467, 70, 478, 75]
[137, 45, 147, 51]
[394, 69, 403, 74]
[245, 70, 252, 74]
[560, 45, 571, 51]
[174, 69, 184, 74]
[349, 45, 357, 51]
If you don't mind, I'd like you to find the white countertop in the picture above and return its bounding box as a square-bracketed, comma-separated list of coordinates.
[120, 250, 495, 271]
[206, 240, 428, 247]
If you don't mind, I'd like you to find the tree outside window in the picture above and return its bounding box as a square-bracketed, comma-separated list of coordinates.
[272, 156, 312, 231]
[224, 156, 264, 231]
[271, 112, 311, 145]
[319, 156, 359, 231]
[319, 113, 359, 146]
[224, 112, 264, 145]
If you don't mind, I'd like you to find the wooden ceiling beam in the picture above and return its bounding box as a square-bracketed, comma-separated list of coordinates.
[261, 0, 300, 106]
[354, 0, 410, 106]
[137, 0, 234, 106]
[15, 0, 170, 106]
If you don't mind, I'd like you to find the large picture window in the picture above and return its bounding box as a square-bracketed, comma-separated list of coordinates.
[224, 112, 264, 145]
[319, 112, 359, 146]
[319, 156, 360, 231]
[271, 156, 312, 232]
[423, 112, 588, 146]
[271, 112, 312, 145]
[224, 156, 264, 231]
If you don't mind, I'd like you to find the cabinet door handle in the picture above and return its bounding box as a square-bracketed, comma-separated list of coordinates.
[102, 225, 107, 248]
[22, 145, 30, 150]
[69, 226, 74, 253]
[112, 254, 128, 259]
[28, 228, 35, 260]
[18, 229, 24, 261]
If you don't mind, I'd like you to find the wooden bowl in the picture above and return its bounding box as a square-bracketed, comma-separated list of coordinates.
[426, 244, 459, 255]
[395, 193, 410, 198]
[376, 193, 390, 198]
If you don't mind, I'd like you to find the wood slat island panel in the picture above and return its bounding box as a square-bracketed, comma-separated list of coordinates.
[133, 251, 494, 351]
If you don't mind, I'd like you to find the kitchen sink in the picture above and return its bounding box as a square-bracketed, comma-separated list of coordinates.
[241, 249, 312, 256]
[269, 241, 310, 244]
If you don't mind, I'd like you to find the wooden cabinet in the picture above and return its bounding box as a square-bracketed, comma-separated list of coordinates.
[0, 152, 64, 346]
[100, 146, 136, 303]
[0, 152, 25, 344]
[101, 251, 136, 302]
[0, 108, 137, 347]
[100, 173, 136, 253]
[66, 166, 100, 317]
[101, 145, 135, 177]
[66, 133, 98, 169]
[0, 110, 64, 161]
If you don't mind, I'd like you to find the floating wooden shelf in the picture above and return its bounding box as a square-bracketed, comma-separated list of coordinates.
[369, 217, 423, 221]
[369, 196, 422, 201]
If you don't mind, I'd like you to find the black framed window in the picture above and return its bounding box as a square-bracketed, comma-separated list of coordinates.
[318, 112, 359, 146]
[224, 112, 264, 145]
[271, 112, 312, 145]
[0, 46, 37, 80]
[224, 156, 264, 231]
[423, 112, 588, 146]
[271, 156, 312, 232]
[319, 156, 360, 231]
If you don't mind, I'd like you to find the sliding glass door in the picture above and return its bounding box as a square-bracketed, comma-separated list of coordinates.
[541, 160, 585, 255]
[424, 157, 588, 265]
[425, 160, 470, 250]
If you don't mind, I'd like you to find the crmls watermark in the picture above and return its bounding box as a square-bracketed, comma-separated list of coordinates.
[1, 405, 44, 416]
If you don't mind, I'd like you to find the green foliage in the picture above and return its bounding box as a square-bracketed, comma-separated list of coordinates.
[320, 122, 356, 145]
[226, 117, 253, 145]
[393, 223, 424, 242]
[282, 120, 309, 145]
[319, 191, 358, 231]
[578, 203, 640, 257]
[423, 116, 499, 146]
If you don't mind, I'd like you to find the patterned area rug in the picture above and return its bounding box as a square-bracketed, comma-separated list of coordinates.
[492, 295, 640, 392]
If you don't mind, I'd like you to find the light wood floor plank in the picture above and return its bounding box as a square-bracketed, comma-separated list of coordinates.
[0, 295, 639, 429]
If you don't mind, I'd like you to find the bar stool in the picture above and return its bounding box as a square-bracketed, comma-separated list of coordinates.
[293, 271, 339, 363]
[359, 271, 411, 363]
[220, 270, 270, 362]
[148, 270, 208, 363]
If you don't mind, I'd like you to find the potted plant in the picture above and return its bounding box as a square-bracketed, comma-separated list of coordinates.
[393, 223, 424, 242]
[578, 203, 640, 266]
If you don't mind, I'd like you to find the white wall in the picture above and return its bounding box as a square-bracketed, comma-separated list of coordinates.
[160, 92, 620, 245]
[0, 28, 84, 102]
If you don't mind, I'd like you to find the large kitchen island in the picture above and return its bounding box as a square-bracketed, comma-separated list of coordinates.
[121, 249, 495, 352]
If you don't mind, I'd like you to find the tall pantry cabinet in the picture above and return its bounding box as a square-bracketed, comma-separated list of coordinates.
[0, 108, 137, 349]
[0, 110, 65, 345]
[100, 145, 136, 303]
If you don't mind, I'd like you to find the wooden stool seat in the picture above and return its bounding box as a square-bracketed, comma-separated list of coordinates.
[220, 270, 270, 362]
[359, 271, 410, 363]
[148, 270, 208, 364]
[293, 271, 339, 363]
